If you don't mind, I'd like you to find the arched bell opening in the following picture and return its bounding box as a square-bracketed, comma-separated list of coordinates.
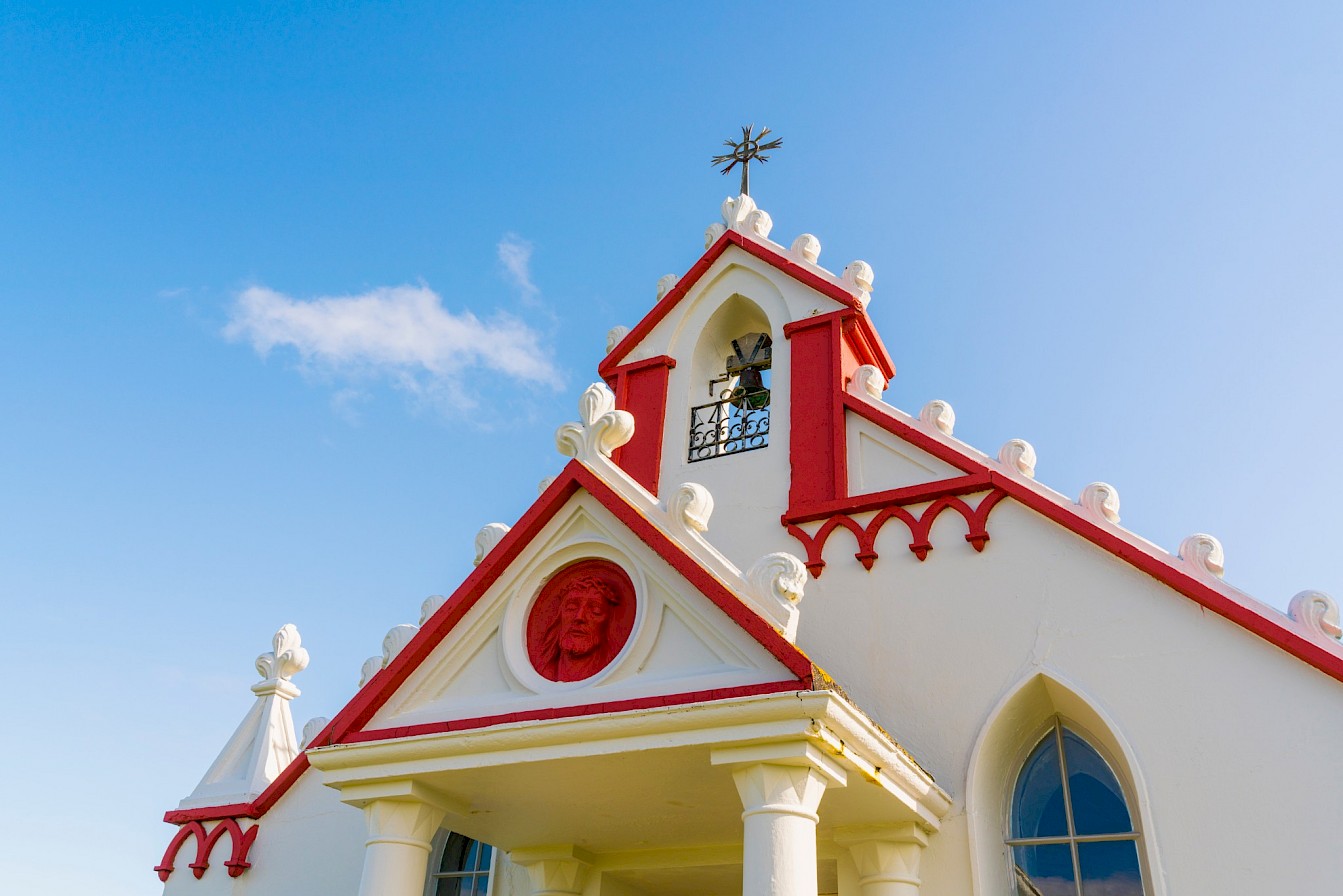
[686, 295, 774, 464]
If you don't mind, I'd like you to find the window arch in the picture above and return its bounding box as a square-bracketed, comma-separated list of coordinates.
[424, 831, 493, 896]
[1008, 719, 1146, 896]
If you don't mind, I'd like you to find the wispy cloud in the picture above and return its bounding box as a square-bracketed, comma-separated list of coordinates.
[497, 233, 539, 304]
[224, 283, 562, 413]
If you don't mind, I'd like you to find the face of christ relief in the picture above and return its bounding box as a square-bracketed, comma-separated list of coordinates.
[526, 560, 636, 682]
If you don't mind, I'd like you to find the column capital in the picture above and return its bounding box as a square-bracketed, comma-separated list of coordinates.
[337, 779, 466, 816]
[510, 844, 594, 896]
[709, 740, 847, 787]
[834, 822, 930, 896]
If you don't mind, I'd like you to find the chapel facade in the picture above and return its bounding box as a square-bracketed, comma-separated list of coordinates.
[157, 194, 1343, 896]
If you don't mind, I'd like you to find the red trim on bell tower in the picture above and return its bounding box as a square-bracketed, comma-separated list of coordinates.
[603, 354, 676, 494]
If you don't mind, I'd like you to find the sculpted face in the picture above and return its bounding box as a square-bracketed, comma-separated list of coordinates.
[558, 585, 611, 658]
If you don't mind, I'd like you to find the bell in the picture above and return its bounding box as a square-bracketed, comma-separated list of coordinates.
[730, 366, 770, 411]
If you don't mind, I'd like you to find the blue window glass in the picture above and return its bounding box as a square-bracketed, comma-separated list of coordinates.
[428, 832, 493, 896]
[1007, 720, 1147, 896]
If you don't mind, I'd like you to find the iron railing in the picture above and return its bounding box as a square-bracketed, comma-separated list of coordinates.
[687, 399, 769, 462]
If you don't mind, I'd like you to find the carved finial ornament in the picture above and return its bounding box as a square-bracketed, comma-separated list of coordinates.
[1178, 533, 1225, 578]
[1288, 590, 1342, 640]
[1079, 482, 1121, 524]
[474, 523, 511, 566]
[920, 400, 956, 435]
[791, 233, 821, 264]
[656, 274, 678, 300]
[848, 365, 886, 401]
[998, 439, 1037, 479]
[605, 325, 630, 355]
[555, 383, 635, 464]
[255, 624, 309, 685]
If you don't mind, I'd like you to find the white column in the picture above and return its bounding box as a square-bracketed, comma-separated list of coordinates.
[712, 742, 846, 896]
[834, 824, 929, 896]
[510, 845, 594, 896]
[339, 781, 460, 896]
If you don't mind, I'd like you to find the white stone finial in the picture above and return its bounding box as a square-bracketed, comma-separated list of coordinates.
[746, 552, 808, 641]
[382, 624, 419, 665]
[419, 594, 446, 626]
[255, 623, 309, 683]
[1078, 482, 1121, 524]
[1178, 533, 1225, 578]
[721, 194, 773, 238]
[791, 234, 821, 264]
[605, 326, 630, 355]
[538, 475, 557, 494]
[704, 222, 727, 248]
[555, 383, 635, 464]
[666, 482, 714, 536]
[474, 523, 511, 566]
[842, 261, 874, 309]
[1288, 590, 1342, 640]
[177, 624, 309, 810]
[998, 439, 1037, 478]
[847, 364, 886, 401]
[358, 655, 383, 688]
[299, 717, 329, 750]
[656, 274, 678, 300]
[919, 400, 956, 435]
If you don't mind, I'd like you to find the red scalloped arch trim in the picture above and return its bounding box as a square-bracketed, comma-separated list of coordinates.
[155, 818, 258, 882]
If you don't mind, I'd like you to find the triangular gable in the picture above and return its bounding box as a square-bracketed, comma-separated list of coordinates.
[167, 460, 818, 825]
[599, 227, 895, 380]
[828, 389, 1343, 686]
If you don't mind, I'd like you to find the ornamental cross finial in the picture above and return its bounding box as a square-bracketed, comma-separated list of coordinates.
[711, 124, 782, 196]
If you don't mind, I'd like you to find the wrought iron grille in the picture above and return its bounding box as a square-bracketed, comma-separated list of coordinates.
[687, 396, 770, 462]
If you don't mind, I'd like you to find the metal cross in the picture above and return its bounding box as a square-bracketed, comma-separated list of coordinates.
[711, 124, 782, 196]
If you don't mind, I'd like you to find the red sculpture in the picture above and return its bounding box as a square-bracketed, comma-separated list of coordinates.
[527, 559, 636, 681]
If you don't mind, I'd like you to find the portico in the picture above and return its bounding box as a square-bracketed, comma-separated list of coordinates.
[308, 690, 949, 896]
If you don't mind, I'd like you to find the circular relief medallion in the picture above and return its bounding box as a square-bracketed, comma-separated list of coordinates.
[526, 558, 637, 682]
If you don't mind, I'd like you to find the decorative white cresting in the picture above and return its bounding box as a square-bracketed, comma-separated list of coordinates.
[847, 364, 886, 401]
[666, 482, 714, 536]
[1178, 533, 1225, 579]
[656, 274, 678, 300]
[1078, 482, 1121, 524]
[538, 475, 557, 494]
[358, 656, 383, 688]
[419, 594, 446, 626]
[998, 439, 1037, 479]
[791, 233, 822, 264]
[1288, 590, 1343, 640]
[704, 222, 727, 249]
[176, 624, 310, 810]
[919, 400, 956, 436]
[721, 193, 773, 238]
[746, 552, 808, 641]
[605, 325, 630, 355]
[474, 523, 511, 566]
[299, 716, 329, 750]
[255, 623, 310, 682]
[382, 623, 419, 664]
[555, 383, 635, 464]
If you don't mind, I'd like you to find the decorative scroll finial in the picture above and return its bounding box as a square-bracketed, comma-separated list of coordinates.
[711, 124, 782, 196]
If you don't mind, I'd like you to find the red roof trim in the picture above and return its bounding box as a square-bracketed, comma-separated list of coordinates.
[836, 396, 1343, 685]
[599, 229, 887, 377]
[168, 460, 814, 824]
[784, 472, 995, 525]
[344, 680, 806, 745]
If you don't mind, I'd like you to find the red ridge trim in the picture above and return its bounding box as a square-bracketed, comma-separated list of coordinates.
[826, 395, 1343, 685]
[599, 229, 891, 377]
[605, 354, 678, 376]
[343, 679, 807, 744]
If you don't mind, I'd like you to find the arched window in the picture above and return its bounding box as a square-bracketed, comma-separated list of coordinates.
[425, 831, 493, 896]
[1008, 720, 1147, 896]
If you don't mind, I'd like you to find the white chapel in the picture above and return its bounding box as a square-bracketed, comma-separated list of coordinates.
[156, 192, 1343, 896]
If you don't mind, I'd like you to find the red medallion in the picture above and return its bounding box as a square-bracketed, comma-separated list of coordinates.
[526, 559, 636, 682]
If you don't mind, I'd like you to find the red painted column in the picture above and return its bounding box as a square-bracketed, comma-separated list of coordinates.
[602, 355, 676, 495]
[783, 314, 848, 509]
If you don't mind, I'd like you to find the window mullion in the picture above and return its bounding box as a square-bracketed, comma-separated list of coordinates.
[1051, 722, 1085, 896]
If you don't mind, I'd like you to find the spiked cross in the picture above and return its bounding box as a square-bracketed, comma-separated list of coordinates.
[711, 124, 782, 196]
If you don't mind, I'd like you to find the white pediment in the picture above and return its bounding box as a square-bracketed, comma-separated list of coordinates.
[366, 492, 798, 732]
[846, 412, 963, 493]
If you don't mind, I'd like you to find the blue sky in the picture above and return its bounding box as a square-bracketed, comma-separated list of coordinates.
[3, 3, 1341, 893]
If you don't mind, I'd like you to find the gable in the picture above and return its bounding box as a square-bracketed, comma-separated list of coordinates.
[365, 490, 802, 733]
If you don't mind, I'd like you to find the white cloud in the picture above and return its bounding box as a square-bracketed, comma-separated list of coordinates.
[224, 283, 562, 412]
[497, 233, 539, 303]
